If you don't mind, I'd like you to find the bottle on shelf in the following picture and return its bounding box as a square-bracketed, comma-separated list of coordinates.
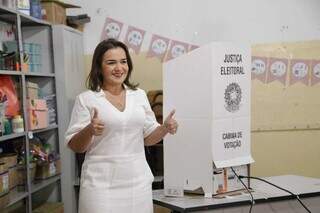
[3, 117, 12, 135]
[12, 115, 24, 133]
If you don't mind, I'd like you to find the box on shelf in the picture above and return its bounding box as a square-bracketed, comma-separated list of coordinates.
[0, 192, 9, 209]
[17, 0, 31, 15]
[8, 165, 18, 189]
[30, 0, 42, 19]
[0, 160, 9, 207]
[0, 153, 17, 168]
[41, 0, 80, 25]
[27, 99, 48, 130]
[0, 0, 17, 10]
[33, 202, 64, 213]
[35, 158, 61, 179]
[0, 162, 9, 196]
[0, 153, 18, 190]
[2, 41, 42, 72]
[16, 162, 37, 185]
[67, 14, 90, 32]
[27, 82, 39, 99]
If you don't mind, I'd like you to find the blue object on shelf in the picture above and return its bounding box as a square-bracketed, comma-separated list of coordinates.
[30, 0, 42, 19]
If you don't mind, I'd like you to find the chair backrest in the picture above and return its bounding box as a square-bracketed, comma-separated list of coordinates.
[147, 90, 163, 124]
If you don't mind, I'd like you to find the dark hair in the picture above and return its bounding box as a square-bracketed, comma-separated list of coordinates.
[86, 38, 138, 91]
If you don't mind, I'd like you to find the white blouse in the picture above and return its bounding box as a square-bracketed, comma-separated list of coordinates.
[65, 87, 160, 156]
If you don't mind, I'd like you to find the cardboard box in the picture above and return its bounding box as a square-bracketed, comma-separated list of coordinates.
[35, 159, 61, 179]
[27, 82, 39, 99]
[27, 99, 48, 130]
[41, 0, 80, 25]
[163, 42, 254, 197]
[33, 202, 64, 213]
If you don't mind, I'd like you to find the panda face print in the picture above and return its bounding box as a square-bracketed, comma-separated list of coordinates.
[127, 30, 143, 46]
[151, 39, 167, 55]
[252, 59, 266, 75]
[270, 61, 286, 77]
[292, 62, 308, 78]
[171, 44, 186, 58]
[105, 22, 121, 38]
[313, 63, 320, 79]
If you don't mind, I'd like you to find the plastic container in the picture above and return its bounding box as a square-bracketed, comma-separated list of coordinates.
[3, 117, 12, 135]
[12, 115, 24, 133]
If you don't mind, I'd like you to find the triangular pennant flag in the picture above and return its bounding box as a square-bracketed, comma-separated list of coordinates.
[267, 58, 288, 85]
[311, 60, 320, 86]
[124, 26, 145, 54]
[100, 17, 123, 41]
[289, 59, 310, 86]
[146, 34, 170, 62]
[251, 56, 268, 83]
[165, 40, 189, 61]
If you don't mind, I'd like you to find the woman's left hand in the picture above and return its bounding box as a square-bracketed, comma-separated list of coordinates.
[163, 109, 178, 135]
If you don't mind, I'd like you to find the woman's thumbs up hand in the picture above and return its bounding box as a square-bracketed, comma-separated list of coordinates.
[163, 109, 178, 135]
[90, 107, 105, 136]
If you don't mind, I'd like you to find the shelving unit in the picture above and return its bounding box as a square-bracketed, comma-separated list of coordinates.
[0, 6, 62, 212]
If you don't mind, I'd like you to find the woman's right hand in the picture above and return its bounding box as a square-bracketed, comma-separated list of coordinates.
[89, 108, 105, 136]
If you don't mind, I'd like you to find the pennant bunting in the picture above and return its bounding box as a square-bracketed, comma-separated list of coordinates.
[289, 59, 310, 86]
[165, 40, 189, 61]
[188, 44, 199, 52]
[251, 56, 268, 83]
[100, 17, 123, 41]
[311, 60, 320, 86]
[267, 58, 288, 85]
[124, 26, 145, 54]
[146, 34, 170, 62]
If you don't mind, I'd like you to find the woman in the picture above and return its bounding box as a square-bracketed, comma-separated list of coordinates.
[65, 39, 178, 213]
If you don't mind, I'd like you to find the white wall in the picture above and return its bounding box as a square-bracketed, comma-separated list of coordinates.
[67, 0, 320, 54]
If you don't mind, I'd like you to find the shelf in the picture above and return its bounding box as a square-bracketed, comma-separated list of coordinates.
[25, 72, 55, 77]
[0, 132, 26, 142]
[0, 70, 22, 75]
[0, 5, 62, 212]
[6, 188, 28, 208]
[0, 70, 55, 77]
[0, 6, 17, 24]
[31, 175, 61, 193]
[29, 124, 58, 135]
[19, 12, 51, 27]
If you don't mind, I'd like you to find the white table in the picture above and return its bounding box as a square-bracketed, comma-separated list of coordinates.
[153, 175, 320, 212]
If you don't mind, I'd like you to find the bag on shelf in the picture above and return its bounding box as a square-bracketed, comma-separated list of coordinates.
[0, 76, 20, 117]
[27, 82, 39, 99]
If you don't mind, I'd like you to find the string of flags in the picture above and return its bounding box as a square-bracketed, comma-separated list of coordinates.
[252, 56, 320, 86]
[100, 17, 199, 62]
[100, 17, 320, 86]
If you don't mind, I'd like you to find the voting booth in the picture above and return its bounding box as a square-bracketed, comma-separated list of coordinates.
[163, 42, 254, 197]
